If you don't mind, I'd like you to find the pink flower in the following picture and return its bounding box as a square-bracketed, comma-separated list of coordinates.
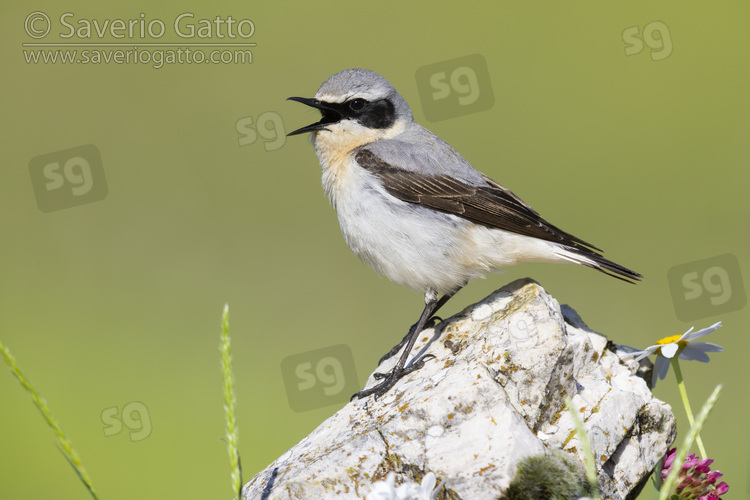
[660, 448, 729, 499]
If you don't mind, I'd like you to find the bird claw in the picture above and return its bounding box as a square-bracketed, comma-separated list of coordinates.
[425, 316, 443, 329]
[351, 354, 437, 400]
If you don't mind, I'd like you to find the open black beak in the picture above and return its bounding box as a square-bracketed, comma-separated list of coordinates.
[286, 97, 344, 136]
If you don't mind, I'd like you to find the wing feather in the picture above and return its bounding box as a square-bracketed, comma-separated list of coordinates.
[356, 149, 601, 253]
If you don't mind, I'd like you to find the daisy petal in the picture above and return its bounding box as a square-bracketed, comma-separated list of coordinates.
[660, 343, 679, 358]
[653, 357, 671, 386]
[634, 349, 658, 362]
[682, 322, 722, 342]
[679, 347, 710, 363]
[677, 326, 694, 341]
[420, 473, 436, 495]
[688, 342, 724, 353]
[622, 345, 658, 362]
[679, 342, 724, 362]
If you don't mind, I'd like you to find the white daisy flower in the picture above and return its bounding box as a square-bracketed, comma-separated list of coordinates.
[622, 322, 723, 386]
[366, 472, 441, 500]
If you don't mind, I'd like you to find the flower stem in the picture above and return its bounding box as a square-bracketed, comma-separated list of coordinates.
[670, 357, 707, 457]
[658, 385, 721, 500]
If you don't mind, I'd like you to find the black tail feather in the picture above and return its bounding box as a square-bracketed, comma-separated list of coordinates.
[578, 251, 643, 284]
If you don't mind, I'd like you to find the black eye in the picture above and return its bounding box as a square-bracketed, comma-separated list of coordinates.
[349, 98, 366, 111]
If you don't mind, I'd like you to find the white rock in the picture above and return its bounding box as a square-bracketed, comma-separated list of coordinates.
[243, 279, 675, 500]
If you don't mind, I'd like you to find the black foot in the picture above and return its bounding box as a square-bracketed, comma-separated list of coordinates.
[378, 316, 443, 365]
[354, 292, 455, 401]
[351, 354, 436, 400]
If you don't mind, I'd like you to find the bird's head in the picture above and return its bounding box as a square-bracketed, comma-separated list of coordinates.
[287, 68, 413, 152]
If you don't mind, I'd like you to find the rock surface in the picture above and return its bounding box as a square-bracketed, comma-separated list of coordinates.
[243, 279, 675, 500]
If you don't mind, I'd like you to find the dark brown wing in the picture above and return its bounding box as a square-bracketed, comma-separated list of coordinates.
[355, 149, 602, 253]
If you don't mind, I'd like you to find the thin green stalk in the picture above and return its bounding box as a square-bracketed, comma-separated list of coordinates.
[0, 340, 98, 499]
[658, 384, 722, 500]
[670, 357, 707, 458]
[220, 304, 242, 498]
[565, 398, 601, 500]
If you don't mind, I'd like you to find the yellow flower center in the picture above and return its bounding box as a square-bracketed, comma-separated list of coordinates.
[655, 334, 683, 345]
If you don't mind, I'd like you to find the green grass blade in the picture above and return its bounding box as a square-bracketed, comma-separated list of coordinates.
[565, 398, 601, 500]
[0, 340, 98, 499]
[220, 304, 242, 498]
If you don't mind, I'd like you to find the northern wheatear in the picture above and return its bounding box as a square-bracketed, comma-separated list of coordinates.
[287, 68, 642, 400]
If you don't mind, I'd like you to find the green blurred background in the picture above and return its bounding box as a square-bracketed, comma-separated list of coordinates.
[2, 1, 748, 498]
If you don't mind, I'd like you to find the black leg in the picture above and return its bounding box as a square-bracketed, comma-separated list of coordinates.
[352, 291, 455, 400]
[433, 293, 453, 313]
[377, 293, 454, 364]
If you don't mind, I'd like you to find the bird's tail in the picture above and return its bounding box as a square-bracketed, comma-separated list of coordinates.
[554, 247, 643, 284]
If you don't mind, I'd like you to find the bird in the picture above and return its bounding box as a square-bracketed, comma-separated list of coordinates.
[286, 68, 642, 400]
